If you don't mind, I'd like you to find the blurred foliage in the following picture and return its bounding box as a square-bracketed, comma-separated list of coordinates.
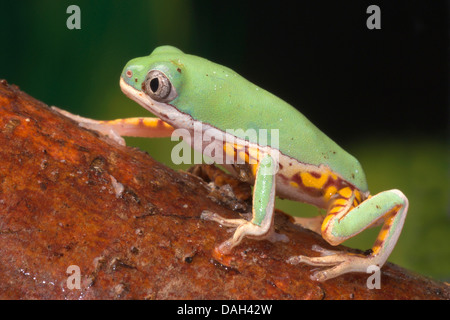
[0, 0, 448, 281]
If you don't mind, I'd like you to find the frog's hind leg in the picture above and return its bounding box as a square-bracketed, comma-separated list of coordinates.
[52, 107, 174, 145]
[201, 154, 287, 255]
[288, 188, 408, 281]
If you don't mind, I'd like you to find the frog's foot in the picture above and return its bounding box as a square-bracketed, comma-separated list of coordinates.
[201, 210, 255, 255]
[201, 210, 248, 229]
[289, 189, 409, 281]
[201, 209, 286, 255]
[287, 245, 378, 281]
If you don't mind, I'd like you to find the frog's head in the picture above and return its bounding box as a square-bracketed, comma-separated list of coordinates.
[120, 45, 252, 128]
[120, 46, 188, 123]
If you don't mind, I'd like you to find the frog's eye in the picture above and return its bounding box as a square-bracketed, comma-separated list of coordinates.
[143, 70, 175, 103]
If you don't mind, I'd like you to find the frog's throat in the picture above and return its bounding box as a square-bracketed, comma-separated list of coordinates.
[120, 77, 182, 125]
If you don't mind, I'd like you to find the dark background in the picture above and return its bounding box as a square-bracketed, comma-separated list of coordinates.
[0, 0, 448, 280]
[199, 1, 448, 143]
[0, 1, 447, 142]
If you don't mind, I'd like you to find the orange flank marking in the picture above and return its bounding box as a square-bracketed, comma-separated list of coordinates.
[238, 151, 249, 163]
[324, 186, 338, 201]
[329, 206, 343, 214]
[289, 181, 299, 188]
[223, 143, 236, 158]
[300, 172, 328, 189]
[251, 163, 259, 176]
[354, 189, 362, 202]
[334, 198, 348, 206]
[247, 147, 260, 162]
[338, 187, 352, 199]
[321, 214, 334, 233]
[221, 141, 261, 167]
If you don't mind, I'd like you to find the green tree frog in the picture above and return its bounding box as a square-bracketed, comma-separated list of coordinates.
[56, 46, 409, 281]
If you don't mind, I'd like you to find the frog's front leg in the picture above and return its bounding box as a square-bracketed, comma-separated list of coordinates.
[52, 107, 174, 145]
[201, 154, 287, 255]
[288, 188, 408, 281]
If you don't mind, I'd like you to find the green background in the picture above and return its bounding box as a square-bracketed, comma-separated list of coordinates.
[0, 0, 448, 281]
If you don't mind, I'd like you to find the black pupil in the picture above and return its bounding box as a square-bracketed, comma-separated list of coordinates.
[150, 78, 159, 93]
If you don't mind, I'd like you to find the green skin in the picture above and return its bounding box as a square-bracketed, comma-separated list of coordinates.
[121, 46, 368, 192]
[251, 154, 276, 226]
[57, 46, 408, 281]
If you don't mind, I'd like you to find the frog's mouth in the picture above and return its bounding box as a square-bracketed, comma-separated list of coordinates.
[119, 77, 182, 125]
